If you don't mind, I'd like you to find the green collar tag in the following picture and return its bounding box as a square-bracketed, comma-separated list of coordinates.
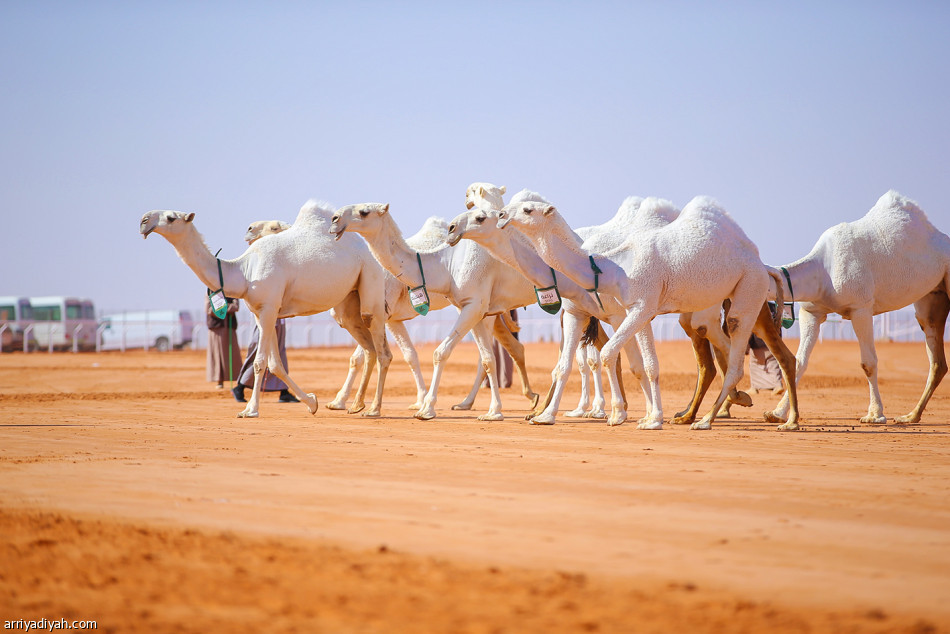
[408, 284, 430, 316]
[207, 254, 228, 319]
[780, 266, 796, 329]
[408, 252, 430, 316]
[535, 267, 562, 315]
[585, 255, 605, 311]
[208, 289, 228, 319]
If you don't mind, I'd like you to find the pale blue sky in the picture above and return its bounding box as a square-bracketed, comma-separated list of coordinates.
[2, 1, 948, 315]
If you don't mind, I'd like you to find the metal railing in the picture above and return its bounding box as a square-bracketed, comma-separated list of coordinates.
[0, 304, 945, 353]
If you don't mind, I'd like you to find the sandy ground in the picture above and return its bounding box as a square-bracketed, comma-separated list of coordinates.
[1, 338, 949, 633]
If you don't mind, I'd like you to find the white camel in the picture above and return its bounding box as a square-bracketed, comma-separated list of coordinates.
[140, 200, 393, 418]
[456, 184, 751, 425]
[329, 203, 541, 421]
[766, 190, 950, 426]
[498, 195, 800, 431]
[326, 217, 521, 413]
[244, 220, 291, 244]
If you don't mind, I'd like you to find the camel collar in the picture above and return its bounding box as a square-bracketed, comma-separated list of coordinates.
[586, 255, 605, 311]
[535, 267, 562, 315]
[780, 266, 795, 329]
[407, 252, 430, 316]
[207, 250, 229, 319]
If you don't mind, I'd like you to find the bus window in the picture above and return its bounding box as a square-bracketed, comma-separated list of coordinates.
[33, 305, 61, 321]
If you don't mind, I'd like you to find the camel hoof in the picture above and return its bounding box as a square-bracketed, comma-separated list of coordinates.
[637, 420, 663, 430]
[305, 394, 318, 415]
[586, 409, 607, 419]
[763, 410, 786, 424]
[607, 415, 626, 427]
[414, 409, 436, 421]
[236, 410, 259, 419]
[451, 402, 474, 411]
[564, 408, 586, 418]
[690, 418, 712, 430]
[347, 403, 366, 415]
[777, 420, 800, 432]
[529, 413, 555, 425]
[670, 415, 694, 425]
[361, 410, 381, 418]
[408, 402, 423, 411]
[734, 391, 754, 407]
[477, 412, 504, 421]
[860, 414, 887, 425]
[716, 410, 733, 419]
[326, 400, 346, 411]
[894, 412, 920, 425]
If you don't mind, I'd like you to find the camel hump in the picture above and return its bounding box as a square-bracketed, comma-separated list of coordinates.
[509, 189, 552, 206]
[294, 200, 336, 228]
[406, 216, 450, 253]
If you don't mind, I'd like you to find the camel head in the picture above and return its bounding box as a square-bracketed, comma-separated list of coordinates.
[465, 182, 507, 211]
[244, 220, 290, 245]
[140, 210, 196, 240]
[445, 207, 501, 247]
[329, 203, 389, 241]
[497, 200, 557, 234]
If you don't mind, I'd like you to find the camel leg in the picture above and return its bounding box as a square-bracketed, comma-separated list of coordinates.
[470, 319, 505, 420]
[415, 305, 487, 420]
[241, 309, 317, 417]
[767, 307, 825, 424]
[326, 346, 364, 410]
[633, 326, 662, 428]
[896, 290, 950, 424]
[600, 305, 655, 428]
[329, 291, 374, 414]
[387, 320, 427, 410]
[751, 305, 800, 431]
[528, 310, 587, 425]
[845, 308, 887, 424]
[360, 311, 392, 418]
[453, 329, 490, 411]
[585, 322, 616, 418]
[671, 314, 716, 425]
[566, 343, 593, 417]
[491, 315, 540, 410]
[690, 293, 762, 431]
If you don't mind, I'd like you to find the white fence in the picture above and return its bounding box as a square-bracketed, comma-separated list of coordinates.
[0, 304, 944, 353]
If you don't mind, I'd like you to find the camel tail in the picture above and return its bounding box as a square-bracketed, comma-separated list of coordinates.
[766, 267, 785, 332]
[580, 317, 600, 347]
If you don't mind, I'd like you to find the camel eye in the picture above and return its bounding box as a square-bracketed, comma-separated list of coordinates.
[523, 206, 532, 215]
[475, 215, 486, 224]
[359, 209, 369, 217]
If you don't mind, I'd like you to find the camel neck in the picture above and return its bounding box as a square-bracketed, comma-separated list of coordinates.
[778, 256, 827, 303]
[360, 219, 434, 290]
[530, 221, 603, 290]
[170, 228, 246, 298]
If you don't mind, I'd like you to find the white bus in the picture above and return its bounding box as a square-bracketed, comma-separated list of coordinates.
[0, 296, 33, 351]
[99, 309, 195, 352]
[28, 296, 97, 351]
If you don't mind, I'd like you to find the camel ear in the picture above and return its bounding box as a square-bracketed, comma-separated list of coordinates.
[543, 205, 556, 216]
[185, 212, 195, 222]
[477, 186, 486, 198]
[499, 185, 506, 195]
[379, 203, 390, 215]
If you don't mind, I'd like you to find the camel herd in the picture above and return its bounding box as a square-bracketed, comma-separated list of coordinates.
[140, 186, 950, 431]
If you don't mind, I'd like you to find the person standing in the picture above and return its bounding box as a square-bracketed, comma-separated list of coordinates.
[206, 295, 241, 389]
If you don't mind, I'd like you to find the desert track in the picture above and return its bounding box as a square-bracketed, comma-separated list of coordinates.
[1, 340, 949, 633]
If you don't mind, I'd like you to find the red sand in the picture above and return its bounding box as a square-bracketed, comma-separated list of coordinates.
[1, 340, 949, 633]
